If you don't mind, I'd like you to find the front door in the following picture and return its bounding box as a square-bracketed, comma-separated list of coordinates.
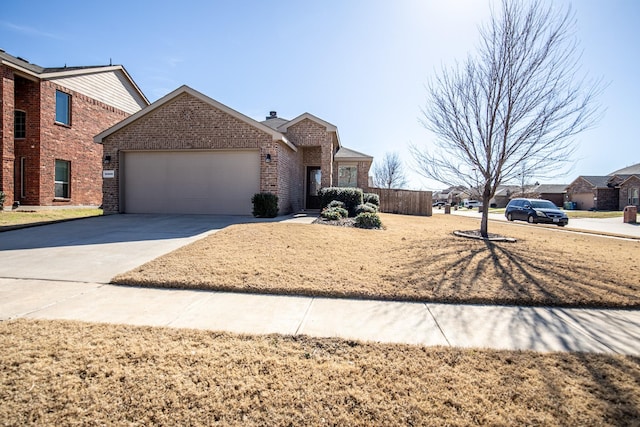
[306, 166, 322, 209]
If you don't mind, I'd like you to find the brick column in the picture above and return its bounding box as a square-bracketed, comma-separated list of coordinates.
[1, 67, 15, 207]
[320, 140, 333, 188]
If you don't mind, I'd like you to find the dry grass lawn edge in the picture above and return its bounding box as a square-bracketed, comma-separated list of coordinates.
[2, 318, 639, 426]
[114, 214, 640, 309]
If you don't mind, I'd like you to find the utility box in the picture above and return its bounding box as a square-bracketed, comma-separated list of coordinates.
[444, 204, 451, 214]
[623, 205, 638, 224]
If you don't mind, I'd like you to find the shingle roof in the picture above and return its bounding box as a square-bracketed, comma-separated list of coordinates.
[493, 185, 521, 197]
[534, 184, 568, 194]
[579, 176, 611, 188]
[0, 49, 44, 73]
[334, 146, 373, 161]
[609, 163, 640, 175]
[260, 117, 289, 130]
[41, 65, 113, 73]
[1, 49, 148, 106]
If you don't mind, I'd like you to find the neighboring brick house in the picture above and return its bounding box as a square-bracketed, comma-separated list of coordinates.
[531, 184, 567, 208]
[565, 163, 640, 210]
[0, 50, 148, 209]
[94, 85, 373, 215]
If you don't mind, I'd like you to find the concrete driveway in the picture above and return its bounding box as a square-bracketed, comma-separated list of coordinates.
[0, 214, 257, 283]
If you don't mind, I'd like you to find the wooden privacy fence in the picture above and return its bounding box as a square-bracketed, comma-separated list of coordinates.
[368, 188, 432, 216]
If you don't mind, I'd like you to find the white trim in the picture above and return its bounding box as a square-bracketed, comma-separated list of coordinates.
[0, 60, 40, 78]
[1, 59, 149, 106]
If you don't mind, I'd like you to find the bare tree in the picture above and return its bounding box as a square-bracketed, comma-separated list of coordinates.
[411, 0, 602, 236]
[373, 152, 408, 189]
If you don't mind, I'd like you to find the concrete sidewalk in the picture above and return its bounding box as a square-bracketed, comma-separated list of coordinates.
[2, 278, 638, 356]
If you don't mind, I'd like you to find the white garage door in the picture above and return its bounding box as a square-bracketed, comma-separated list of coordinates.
[123, 150, 260, 215]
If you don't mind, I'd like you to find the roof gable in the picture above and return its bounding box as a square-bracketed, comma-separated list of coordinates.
[574, 176, 611, 189]
[618, 174, 640, 186]
[94, 85, 296, 151]
[334, 146, 373, 161]
[278, 113, 337, 133]
[1, 50, 148, 107]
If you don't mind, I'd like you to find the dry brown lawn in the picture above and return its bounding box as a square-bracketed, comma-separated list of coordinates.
[115, 214, 640, 308]
[0, 209, 102, 229]
[1, 319, 638, 426]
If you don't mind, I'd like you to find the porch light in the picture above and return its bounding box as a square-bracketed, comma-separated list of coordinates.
[103, 155, 111, 164]
[265, 154, 272, 163]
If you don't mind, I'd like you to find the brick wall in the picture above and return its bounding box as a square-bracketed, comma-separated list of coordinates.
[620, 176, 640, 210]
[1, 67, 131, 208]
[332, 160, 372, 191]
[276, 143, 302, 213]
[566, 177, 594, 195]
[101, 93, 277, 213]
[284, 119, 334, 188]
[594, 187, 618, 211]
[1, 66, 15, 207]
[14, 76, 41, 205]
[37, 81, 130, 206]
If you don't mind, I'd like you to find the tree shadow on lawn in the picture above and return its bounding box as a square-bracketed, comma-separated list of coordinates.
[385, 238, 640, 308]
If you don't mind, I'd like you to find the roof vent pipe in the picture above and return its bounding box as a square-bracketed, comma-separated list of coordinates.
[266, 111, 277, 120]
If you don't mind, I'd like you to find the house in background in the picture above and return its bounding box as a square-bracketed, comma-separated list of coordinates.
[95, 85, 373, 215]
[0, 50, 148, 209]
[608, 163, 640, 210]
[565, 162, 640, 210]
[531, 184, 567, 208]
[489, 185, 521, 208]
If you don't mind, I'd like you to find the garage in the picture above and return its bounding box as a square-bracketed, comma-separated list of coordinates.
[123, 150, 260, 215]
[571, 192, 595, 210]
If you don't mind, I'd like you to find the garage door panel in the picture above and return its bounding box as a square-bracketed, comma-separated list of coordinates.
[572, 192, 594, 211]
[124, 150, 260, 215]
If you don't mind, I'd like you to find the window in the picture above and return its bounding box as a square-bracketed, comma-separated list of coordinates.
[14, 110, 26, 138]
[55, 90, 71, 125]
[55, 160, 70, 198]
[338, 164, 358, 187]
[630, 188, 639, 206]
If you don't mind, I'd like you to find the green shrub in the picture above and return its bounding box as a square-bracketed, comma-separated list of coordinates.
[327, 200, 346, 209]
[251, 192, 278, 218]
[0, 191, 5, 210]
[318, 187, 363, 216]
[321, 206, 348, 220]
[354, 212, 382, 229]
[355, 203, 377, 215]
[365, 202, 379, 212]
[363, 193, 380, 207]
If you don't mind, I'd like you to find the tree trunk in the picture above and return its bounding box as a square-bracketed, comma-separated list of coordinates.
[480, 203, 490, 237]
[480, 188, 492, 238]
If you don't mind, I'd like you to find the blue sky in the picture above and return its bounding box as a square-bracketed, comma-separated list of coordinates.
[2, 0, 638, 189]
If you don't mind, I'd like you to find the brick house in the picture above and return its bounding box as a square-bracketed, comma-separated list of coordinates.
[565, 163, 640, 210]
[0, 50, 148, 209]
[94, 85, 373, 215]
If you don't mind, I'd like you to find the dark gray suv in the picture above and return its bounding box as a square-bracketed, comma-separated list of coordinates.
[505, 198, 568, 226]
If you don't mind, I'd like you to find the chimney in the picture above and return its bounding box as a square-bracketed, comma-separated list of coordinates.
[266, 111, 277, 120]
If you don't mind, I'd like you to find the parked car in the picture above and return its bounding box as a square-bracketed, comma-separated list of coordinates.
[432, 201, 446, 208]
[505, 198, 568, 226]
[464, 200, 482, 209]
